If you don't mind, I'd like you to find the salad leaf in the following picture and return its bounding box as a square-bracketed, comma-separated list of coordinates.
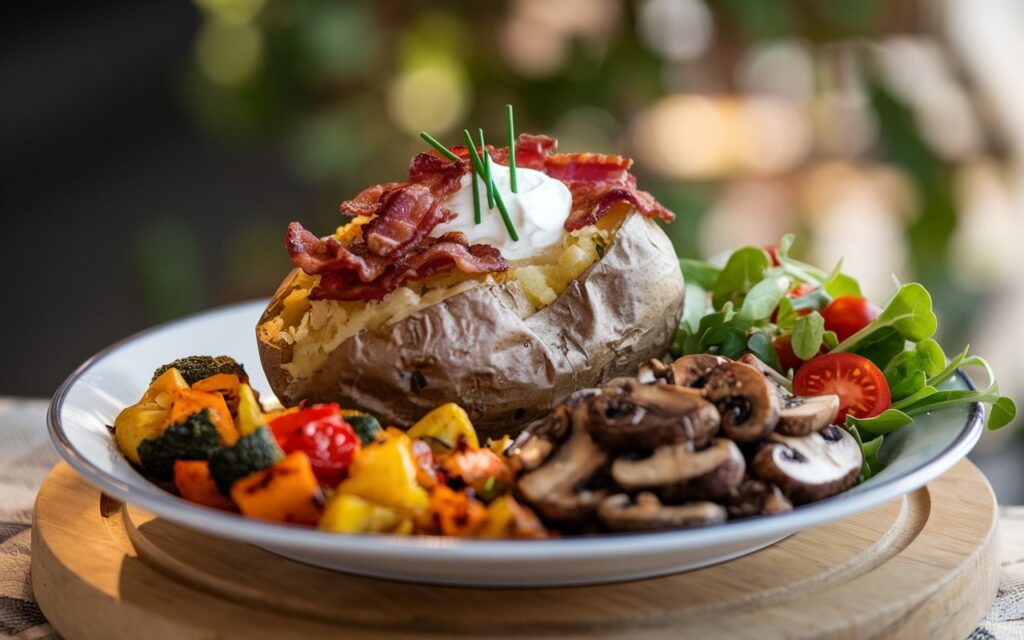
[775, 234, 828, 284]
[989, 397, 1018, 430]
[747, 332, 782, 371]
[847, 409, 913, 436]
[791, 312, 825, 360]
[738, 275, 791, 322]
[712, 247, 771, 308]
[824, 272, 862, 298]
[834, 283, 937, 353]
[847, 326, 906, 370]
[680, 259, 720, 289]
[680, 282, 709, 334]
[848, 425, 884, 481]
[883, 338, 946, 400]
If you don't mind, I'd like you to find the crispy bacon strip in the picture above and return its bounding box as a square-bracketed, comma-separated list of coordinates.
[310, 233, 508, 301]
[285, 222, 390, 282]
[544, 152, 633, 184]
[564, 183, 674, 231]
[340, 183, 401, 217]
[408, 153, 469, 200]
[362, 184, 453, 258]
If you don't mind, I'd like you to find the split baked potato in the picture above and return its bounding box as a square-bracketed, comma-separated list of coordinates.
[257, 208, 684, 440]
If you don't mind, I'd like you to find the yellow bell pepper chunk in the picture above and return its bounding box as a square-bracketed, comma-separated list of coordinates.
[142, 367, 189, 408]
[236, 383, 265, 436]
[114, 367, 190, 464]
[336, 432, 429, 512]
[320, 494, 413, 535]
[407, 403, 479, 449]
[114, 403, 170, 465]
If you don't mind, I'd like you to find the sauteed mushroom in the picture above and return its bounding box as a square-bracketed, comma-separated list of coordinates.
[670, 354, 730, 388]
[598, 493, 727, 532]
[611, 438, 744, 501]
[516, 416, 609, 523]
[636, 358, 675, 385]
[584, 382, 720, 451]
[726, 478, 793, 518]
[751, 425, 862, 504]
[702, 361, 780, 443]
[776, 394, 841, 436]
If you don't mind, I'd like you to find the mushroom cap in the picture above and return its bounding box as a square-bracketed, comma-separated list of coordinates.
[516, 419, 609, 523]
[611, 438, 745, 502]
[726, 478, 794, 518]
[776, 394, 840, 436]
[584, 382, 721, 451]
[670, 354, 731, 388]
[751, 425, 862, 504]
[702, 361, 780, 443]
[598, 493, 727, 532]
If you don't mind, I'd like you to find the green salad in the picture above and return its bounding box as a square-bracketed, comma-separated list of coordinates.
[673, 234, 1016, 479]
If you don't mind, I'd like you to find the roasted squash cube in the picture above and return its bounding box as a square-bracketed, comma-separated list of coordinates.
[174, 460, 236, 511]
[231, 452, 323, 526]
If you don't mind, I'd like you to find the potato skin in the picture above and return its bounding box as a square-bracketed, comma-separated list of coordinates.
[258, 212, 685, 441]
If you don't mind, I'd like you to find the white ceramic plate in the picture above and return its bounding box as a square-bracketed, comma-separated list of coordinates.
[49, 301, 985, 587]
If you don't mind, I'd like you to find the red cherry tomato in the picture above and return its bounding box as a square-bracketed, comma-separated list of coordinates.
[821, 296, 881, 342]
[269, 404, 360, 487]
[772, 334, 824, 374]
[793, 353, 891, 423]
[269, 404, 340, 441]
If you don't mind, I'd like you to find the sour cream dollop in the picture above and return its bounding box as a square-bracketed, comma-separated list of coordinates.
[432, 162, 571, 261]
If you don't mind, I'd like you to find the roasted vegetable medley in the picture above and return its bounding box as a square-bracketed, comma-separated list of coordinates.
[115, 357, 546, 537]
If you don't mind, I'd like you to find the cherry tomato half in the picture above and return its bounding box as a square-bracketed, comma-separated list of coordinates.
[269, 404, 360, 487]
[821, 296, 881, 342]
[793, 353, 892, 423]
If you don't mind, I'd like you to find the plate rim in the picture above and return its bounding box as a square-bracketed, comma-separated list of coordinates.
[48, 299, 987, 559]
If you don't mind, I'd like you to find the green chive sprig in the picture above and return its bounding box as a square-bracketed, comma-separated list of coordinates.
[506, 104, 518, 193]
[419, 131, 460, 161]
[479, 128, 495, 209]
[481, 145, 519, 242]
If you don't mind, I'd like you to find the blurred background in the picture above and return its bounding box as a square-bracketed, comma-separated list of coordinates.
[4, 0, 1022, 500]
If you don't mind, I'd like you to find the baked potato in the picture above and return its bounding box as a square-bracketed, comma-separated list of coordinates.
[258, 209, 683, 440]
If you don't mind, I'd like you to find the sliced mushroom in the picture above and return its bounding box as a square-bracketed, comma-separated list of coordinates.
[726, 478, 794, 518]
[598, 493, 727, 532]
[776, 394, 840, 436]
[702, 361, 780, 443]
[611, 438, 744, 501]
[508, 388, 599, 472]
[584, 382, 721, 451]
[670, 354, 730, 388]
[516, 419, 609, 523]
[751, 425, 862, 504]
[636, 358, 675, 385]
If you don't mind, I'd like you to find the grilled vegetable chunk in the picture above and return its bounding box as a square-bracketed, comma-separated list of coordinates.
[209, 426, 284, 495]
[173, 460, 236, 511]
[231, 452, 323, 525]
[137, 410, 222, 480]
[341, 412, 382, 446]
[152, 355, 248, 386]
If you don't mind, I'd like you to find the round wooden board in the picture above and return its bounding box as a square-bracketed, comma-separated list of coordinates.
[32, 461, 999, 640]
